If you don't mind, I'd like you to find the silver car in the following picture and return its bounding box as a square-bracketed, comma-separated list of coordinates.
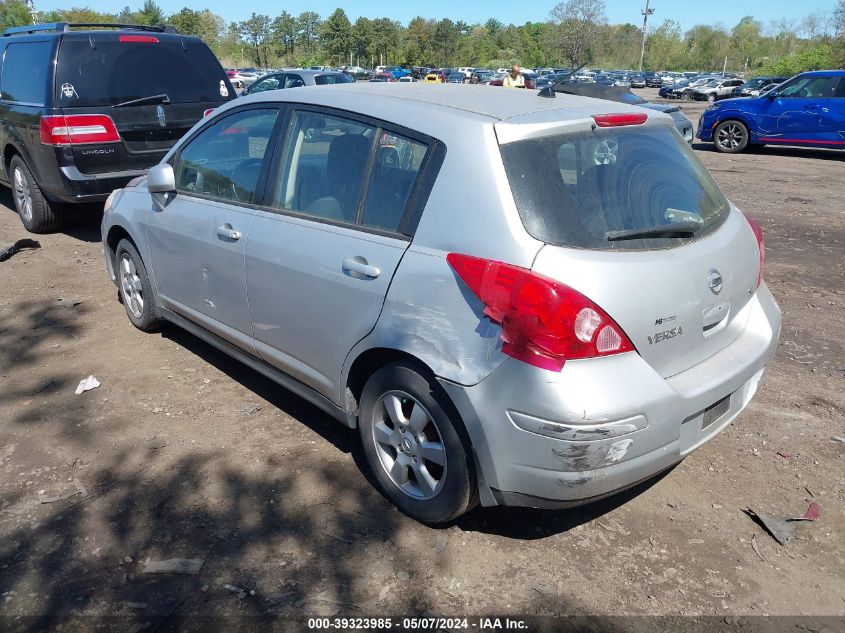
[102, 84, 781, 523]
[240, 69, 354, 96]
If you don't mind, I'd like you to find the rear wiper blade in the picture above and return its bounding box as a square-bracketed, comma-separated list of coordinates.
[606, 221, 702, 241]
[113, 93, 170, 108]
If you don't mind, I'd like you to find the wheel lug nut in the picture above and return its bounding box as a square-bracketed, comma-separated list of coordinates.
[399, 426, 405, 433]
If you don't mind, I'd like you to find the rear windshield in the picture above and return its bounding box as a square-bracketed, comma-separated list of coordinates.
[500, 125, 729, 250]
[55, 38, 231, 107]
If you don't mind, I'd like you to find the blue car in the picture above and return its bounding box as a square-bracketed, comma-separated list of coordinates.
[697, 70, 845, 153]
[383, 65, 411, 79]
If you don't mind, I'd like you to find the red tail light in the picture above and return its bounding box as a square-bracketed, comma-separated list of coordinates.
[447, 253, 635, 371]
[745, 215, 765, 288]
[119, 35, 159, 43]
[40, 115, 120, 145]
[203, 108, 215, 117]
[592, 113, 648, 127]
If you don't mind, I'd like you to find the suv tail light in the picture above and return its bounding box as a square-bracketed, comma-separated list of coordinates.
[745, 215, 765, 288]
[447, 253, 635, 371]
[40, 115, 120, 146]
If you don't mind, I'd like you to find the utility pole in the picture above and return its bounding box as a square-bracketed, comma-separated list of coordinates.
[638, 0, 654, 72]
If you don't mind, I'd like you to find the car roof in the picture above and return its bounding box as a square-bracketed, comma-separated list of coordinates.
[238, 82, 652, 124]
[799, 70, 845, 76]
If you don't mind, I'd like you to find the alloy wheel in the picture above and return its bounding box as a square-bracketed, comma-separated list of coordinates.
[13, 166, 32, 223]
[372, 391, 447, 500]
[120, 253, 144, 318]
[717, 123, 746, 151]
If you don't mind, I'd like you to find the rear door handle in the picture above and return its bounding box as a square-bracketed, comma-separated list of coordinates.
[342, 257, 381, 279]
[804, 104, 818, 109]
[216, 225, 241, 241]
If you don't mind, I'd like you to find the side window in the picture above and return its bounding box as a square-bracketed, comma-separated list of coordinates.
[780, 76, 840, 98]
[285, 74, 305, 89]
[274, 111, 375, 223]
[1, 42, 52, 105]
[175, 108, 278, 204]
[361, 131, 428, 231]
[251, 76, 281, 93]
[835, 78, 845, 99]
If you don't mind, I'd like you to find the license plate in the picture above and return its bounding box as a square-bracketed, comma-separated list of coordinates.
[703, 395, 731, 428]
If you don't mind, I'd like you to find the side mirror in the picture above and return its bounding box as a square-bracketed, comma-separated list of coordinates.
[148, 163, 175, 193]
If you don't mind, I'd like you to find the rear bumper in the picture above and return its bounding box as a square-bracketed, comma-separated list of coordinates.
[44, 165, 147, 204]
[440, 283, 781, 508]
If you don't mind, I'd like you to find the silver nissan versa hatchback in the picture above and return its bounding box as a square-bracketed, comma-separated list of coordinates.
[102, 84, 781, 523]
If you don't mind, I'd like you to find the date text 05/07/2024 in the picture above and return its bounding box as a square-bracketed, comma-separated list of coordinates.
[307, 617, 529, 630]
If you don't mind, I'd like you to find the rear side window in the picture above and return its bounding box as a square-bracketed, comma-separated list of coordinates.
[175, 109, 278, 204]
[274, 111, 375, 223]
[1, 42, 53, 105]
[273, 110, 429, 233]
[361, 131, 428, 231]
[500, 125, 729, 250]
[314, 74, 354, 85]
[55, 38, 232, 107]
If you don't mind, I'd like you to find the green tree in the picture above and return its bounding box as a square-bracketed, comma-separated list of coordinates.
[135, 0, 164, 26]
[319, 8, 351, 64]
[236, 13, 272, 66]
[42, 7, 116, 23]
[271, 11, 297, 58]
[351, 17, 374, 65]
[0, 0, 32, 29]
[168, 8, 224, 44]
[644, 19, 685, 70]
[296, 11, 321, 53]
[731, 16, 762, 71]
[549, 0, 607, 67]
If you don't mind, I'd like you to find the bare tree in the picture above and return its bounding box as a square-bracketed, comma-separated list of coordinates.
[835, 0, 845, 36]
[549, 0, 607, 68]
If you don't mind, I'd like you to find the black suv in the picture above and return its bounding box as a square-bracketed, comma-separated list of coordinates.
[0, 22, 235, 232]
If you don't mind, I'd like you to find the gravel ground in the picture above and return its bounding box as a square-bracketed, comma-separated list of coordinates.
[0, 90, 843, 629]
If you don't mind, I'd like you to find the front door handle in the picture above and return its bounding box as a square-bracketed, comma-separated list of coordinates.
[216, 224, 241, 241]
[343, 257, 381, 279]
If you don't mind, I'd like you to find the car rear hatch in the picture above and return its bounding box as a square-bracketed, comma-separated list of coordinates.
[496, 114, 761, 378]
[53, 32, 234, 175]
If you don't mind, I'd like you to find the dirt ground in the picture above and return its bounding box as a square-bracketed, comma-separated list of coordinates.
[0, 90, 843, 630]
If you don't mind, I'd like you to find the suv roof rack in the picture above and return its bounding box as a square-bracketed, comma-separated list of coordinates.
[3, 22, 177, 36]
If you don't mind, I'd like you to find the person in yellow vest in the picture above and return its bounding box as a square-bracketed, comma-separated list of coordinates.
[503, 64, 525, 88]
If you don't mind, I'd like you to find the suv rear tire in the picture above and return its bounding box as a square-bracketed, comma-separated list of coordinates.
[359, 362, 477, 524]
[115, 239, 163, 332]
[10, 156, 64, 233]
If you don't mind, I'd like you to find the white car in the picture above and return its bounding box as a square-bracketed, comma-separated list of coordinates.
[457, 67, 475, 79]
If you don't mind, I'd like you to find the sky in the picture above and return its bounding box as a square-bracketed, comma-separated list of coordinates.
[37, 0, 838, 30]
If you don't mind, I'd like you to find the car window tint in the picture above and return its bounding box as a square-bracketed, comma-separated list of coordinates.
[314, 74, 355, 85]
[274, 111, 375, 224]
[252, 76, 281, 93]
[779, 76, 840, 98]
[285, 74, 305, 88]
[835, 79, 845, 98]
[175, 109, 277, 204]
[361, 132, 427, 232]
[1, 42, 52, 105]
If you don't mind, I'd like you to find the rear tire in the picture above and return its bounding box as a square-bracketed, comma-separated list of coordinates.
[10, 156, 63, 233]
[358, 362, 477, 524]
[714, 120, 749, 154]
[115, 239, 163, 332]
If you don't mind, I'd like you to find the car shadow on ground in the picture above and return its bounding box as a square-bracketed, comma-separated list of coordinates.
[692, 141, 844, 161]
[162, 325, 668, 542]
[0, 187, 103, 243]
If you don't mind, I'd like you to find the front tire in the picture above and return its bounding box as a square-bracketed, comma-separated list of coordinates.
[10, 156, 64, 233]
[359, 362, 477, 524]
[115, 239, 163, 332]
[714, 120, 749, 154]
